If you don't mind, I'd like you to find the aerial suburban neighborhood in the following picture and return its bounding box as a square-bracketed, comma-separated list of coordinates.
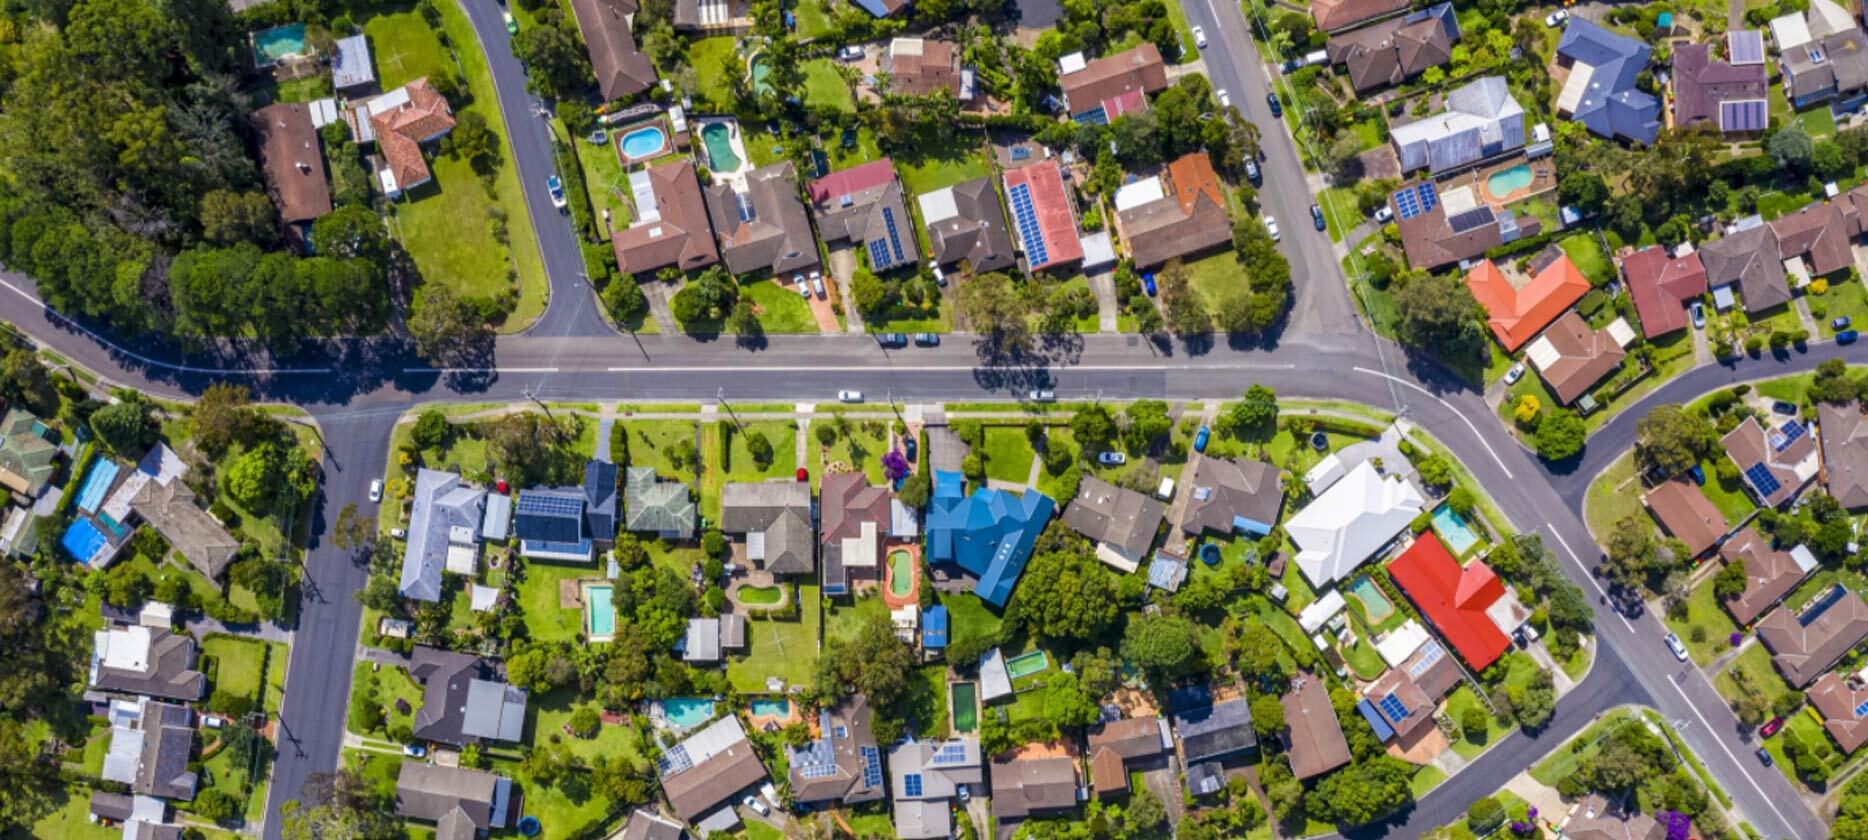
[13, 0, 1868, 837]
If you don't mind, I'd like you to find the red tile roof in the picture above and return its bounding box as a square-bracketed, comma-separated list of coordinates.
[807, 158, 899, 204]
[1467, 256, 1591, 352]
[369, 78, 456, 193]
[1386, 532, 1512, 670]
[1621, 245, 1708, 338]
[1002, 159, 1084, 271]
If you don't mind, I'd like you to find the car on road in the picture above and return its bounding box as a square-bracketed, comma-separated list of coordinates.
[1844, 329, 1862, 344]
[547, 175, 567, 210]
[744, 795, 770, 816]
[1664, 632, 1689, 662]
[1143, 273, 1158, 296]
[1098, 451, 1127, 466]
[1504, 362, 1525, 385]
[1193, 425, 1210, 452]
[838, 390, 863, 403]
[1192, 25, 1207, 48]
[1029, 389, 1056, 402]
[877, 333, 908, 348]
[1373, 205, 1393, 223]
[838, 45, 864, 61]
[1217, 89, 1231, 108]
[813, 277, 827, 298]
[403, 744, 426, 758]
[1761, 717, 1785, 738]
[1264, 216, 1281, 241]
[369, 479, 384, 503]
[504, 11, 518, 33]
[1836, 316, 1854, 330]
[1266, 92, 1283, 117]
[1690, 300, 1705, 329]
[1545, 8, 1568, 26]
[1756, 747, 1774, 766]
[914, 333, 940, 347]
[1310, 204, 1326, 231]
[1244, 158, 1260, 183]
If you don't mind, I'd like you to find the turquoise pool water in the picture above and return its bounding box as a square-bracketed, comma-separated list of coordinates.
[1485, 164, 1533, 199]
[701, 123, 742, 172]
[1006, 650, 1049, 679]
[1346, 574, 1394, 623]
[1432, 503, 1482, 555]
[585, 584, 614, 637]
[751, 55, 773, 96]
[749, 698, 791, 717]
[253, 24, 308, 65]
[661, 698, 714, 728]
[75, 459, 120, 514]
[620, 126, 666, 160]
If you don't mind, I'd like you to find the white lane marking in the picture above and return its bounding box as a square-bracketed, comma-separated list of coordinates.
[1352, 366, 1512, 478]
[606, 363, 1301, 373]
[0, 276, 333, 375]
[1546, 528, 1635, 633]
[401, 367, 561, 374]
[1666, 671, 1801, 835]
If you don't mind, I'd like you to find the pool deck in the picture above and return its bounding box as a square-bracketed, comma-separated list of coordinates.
[695, 117, 752, 188]
[746, 700, 802, 732]
[1443, 156, 1558, 211]
[880, 542, 922, 608]
[613, 117, 674, 167]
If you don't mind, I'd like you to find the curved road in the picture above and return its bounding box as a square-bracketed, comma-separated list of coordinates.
[0, 1, 1839, 838]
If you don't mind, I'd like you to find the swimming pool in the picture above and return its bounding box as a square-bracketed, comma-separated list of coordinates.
[620, 125, 667, 161]
[951, 682, 978, 732]
[75, 459, 120, 514]
[585, 583, 615, 639]
[750, 54, 773, 96]
[889, 550, 914, 597]
[659, 698, 714, 728]
[1432, 503, 1482, 555]
[252, 23, 308, 66]
[1006, 650, 1049, 679]
[1346, 574, 1394, 624]
[701, 123, 742, 173]
[62, 519, 108, 565]
[749, 698, 791, 718]
[1485, 164, 1533, 200]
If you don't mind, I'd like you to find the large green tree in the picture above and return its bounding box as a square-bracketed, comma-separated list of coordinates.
[1635, 404, 1714, 477]
[1008, 545, 1120, 644]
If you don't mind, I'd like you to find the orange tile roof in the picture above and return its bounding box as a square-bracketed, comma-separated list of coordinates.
[1466, 255, 1590, 351]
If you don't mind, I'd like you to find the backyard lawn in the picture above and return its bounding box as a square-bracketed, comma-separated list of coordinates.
[895, 135, 994, 196]
[802, 58, 855, 111]
[528, 689, 650, 763]
[1557, 232, 1614, 285]
[981, 426, 1038, 485]
[569, 131, 630, 239]
[741, 279, 820, 333]
[944, 592, 1003, 652]
[727, 585, 823, 691]
[1661, 575, 1741, 666]
[516, 560, 603, 644]
[688, 36, 742, 108]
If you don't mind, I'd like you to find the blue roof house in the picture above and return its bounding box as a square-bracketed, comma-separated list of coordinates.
[922, 604, 949, 649]
[924, 470, 1054, 607]
[1555, 19, 1660, 144]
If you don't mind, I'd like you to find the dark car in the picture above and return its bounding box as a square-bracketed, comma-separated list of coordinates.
[1143, 273, 1158, 296]
[1841, 329, 1861, 344]
[1266, 92, 1283, 117]
[877, 333, 908, 348]
[904, 437, 917, 461]
[1310, 204, 1326, 231]
[1836, 316, 1854, 330]
[914, 333, 940, 347]
[1244, 159, 1261, 184]
[1757, 747, 1773, 766]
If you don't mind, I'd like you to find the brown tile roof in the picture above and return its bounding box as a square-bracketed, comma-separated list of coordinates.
[568, 0, 658, 101]
[1641, 479, 1727, 558]
[1770, 198, 1862, 277]
[1311, 0, 1409, 32]
[369, 79, 455, 193]
[704, 161, 819, 277]
[1392, 185, 1521, 271]
[787, 695, 884, 805]
[1820, 403, 1868, 509]
[1620, 245, 1707, 338]
[1722, 415, 1820, 508]
[1757, 585, 1868, 687]
[1718, 527, 1815, 625]
[1059, 44, 1168, 116]
[1120, 152, 1235, 269]
[1086, 716, 1167, 761]
[921, 177, 1015, 273]
[1526, 311, 1625, 404]
[1699, 224, 1790, 312]
[820, 472, 891, 546]
[1281, 674, 1350, 780]
[660, 719, 770, 821]
[887, 38, 961, 97]
[1325, 6, 1455, 93]
[1671, 43, 1768, 131]
[613, 161, 721, 276]
[1087, 746, 1127, 798]
[251, 103, 332, 225]
[989, 754, 1079, 819]
[1809, 672, 1868, 753]
[1565, 794, 1667, 840]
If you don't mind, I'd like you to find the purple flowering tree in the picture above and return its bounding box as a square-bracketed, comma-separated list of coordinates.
[1662, 810, 1691, 840]
[882, 450, 910, 482]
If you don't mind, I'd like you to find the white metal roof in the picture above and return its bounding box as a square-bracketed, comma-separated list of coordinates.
[1772, 13, 1813, 50]
[1058, 52, 1088, 75]
[1113, 176, 1166, 212]
[1524, 334, 1561, 373]
[1606, 317, 1636, 348]
[917, 187, 960, 225]
[1375, 619, 1430, 666]
[1285, 462, 1425, 587]
[1297, 589, 1346, 634]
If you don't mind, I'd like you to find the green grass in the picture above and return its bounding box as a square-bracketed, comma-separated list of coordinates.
[722, 421, 799, 483]
[347, 661, 425, 739]
[1584, 451, 1644, 542]
[981, 427, 1038, 485]
[1531, 708, 1641, 785]
[827, 592, 889, 641]
[894, 135, 993, 196]
[738, 585, 784, 604]
[802, 58, 855, 112]
[792, 0, 832, 37]
[740, 279, 820, 333]
[1410, 764, 1448, 797]
[1558, 232, 1614, 286]
[944, 592, 1003, 652]
[1181, 249, 1253, 312]
[516, 560, 602, 643]
[1795, 104, 1838, 139]
[728, 585, 822, 691]
[571, 131, 629, 239]
[688, 36, 742, 108]
[1318, 186, 1359, 243]
[1714, 643, 1794, 717]
[269, 74, 329, 104]
[1763, 708, 1839, 790]
[1698, 457, 1758, 523]
[1445, 685, 1509, 759]
[809, 417, 892, 486]
[1662, 574, 1742, 665]
[621, 420, 701, 484]
[202, 634, 268, 704]
[826, 125, 885, 171]
[528, 688, 649, 762]
[1812, 278, 1868, 337]
[1159, 0, 1201, 64]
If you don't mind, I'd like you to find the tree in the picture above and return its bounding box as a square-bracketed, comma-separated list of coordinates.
[1156, 262, 1211, 335]
[0, 350, 57, 418]
[1068, 405, 1118, 454]
[1558, 171, 1610, 216]
[1714, 558, 1747, 600]
[1250, 691, 1286, 740]
[954, 271, 1031, 353]
[408, 285, 489, 365]
[1121, 613, 1201, 677]
[851, 269, 889, 318]
[569, 706, 601, 738]
[1635, 404, 1714, 477]
[1307, 755, 1413, 827]
[745, 431, 774, 469]
[1122, 400, 1172, 454]
[1008, 546, 1120, 644]
[1395, 272, 1487, 361]
[1229, 620, 1292, 689]
[1534, 410, 1586, 461]
[199, 189, 279, 247]
[1514, 668, 1557, 729]
[816, 613, 919, 708]
[1459, 704, 1488, 738]
[194, 788, 240, 822]
[1040, 671, 1101, 729]
[445, 111, 498, 169]
[221, 444, 282, 512]
[1466, 796, 1506, 833]
[521, 739, 580, 785]
[512, 13, 595, 98]
[90, 399, 156, 453]
[411, 410, 451, 450]
[1770, 125, 1815, 171]
[729, 298, 762, 337]
[487, 412, 575, 487]
[604, 276, 649, 326]
[311, 205, 391, 264]
[1603, 515, 1660, 592]
[279, 770, 402, 840]
[1222, 384, 1279, 436]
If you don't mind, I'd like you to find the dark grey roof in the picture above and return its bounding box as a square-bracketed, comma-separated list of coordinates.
[787, 695, 885, 805]
[89, 791, 135, 821]
[90, 626, 206, 702]
[705, 162, 821, 277]
[584, 460, 619, 541]
[1556, 19, 1659, 144]
[1699, 223, 1791, 311]
[625, 467, 696, 538]
[409, 646, 522, 746]
[620, 809, 687, 840]
[1060, 476, 1165, 564]
[137, 703, 197, 800]
[722, 481, 815, 575]
[920, 178, 1016, 273]
[1181, 457, 1283, 536]
[395, 762, 510, 829]
[988, 754, 1079, 819]
[1173, 697, 1257, 763]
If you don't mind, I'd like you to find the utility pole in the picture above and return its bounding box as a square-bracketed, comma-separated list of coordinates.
[718, 387, 746, 434]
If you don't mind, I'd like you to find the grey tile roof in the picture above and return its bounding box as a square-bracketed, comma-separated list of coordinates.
[1820, 403, 1868, 508]
[1180, 457, 1283, 536]
[409, 646, 523, 746]
[625, 467, 696, 538]
[1699, 223, 1791, 311]
[722, 480, 815, 575]
[920, 177, 1015, 273]
[90, 626, 206, 702]
[1556, 19, 1660, 144]
[1060, 476, 1165, 564]
[988, 754, 1079, 819]
[395, 762, 511, 829]
[705, 162, 820, 277]
[401, 469, 486, 602]
[1173, 697, 1257, 763]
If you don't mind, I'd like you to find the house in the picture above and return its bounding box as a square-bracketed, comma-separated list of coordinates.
[1002, 160, 1085, 272]
[1641, 479, 1729, 559]
[365, 78, 456, 197]
[1326, 3, 1457, 93]
[1355, 638, 1460, 742]
[128, 463, 240, 581]
[924, 471, 1054, 606]
[1388, 76, 1524, 174]
[90, 625, 206, 702]
[1820, 402, 1868, 508]
[400, 469, 487, 602]
[919, 177, 1015, 273]
[721, 479, 814, 576]
[1284, 461, 1425, 587]
[1060, 476, 1166, 572]
[1698, 221, 1792, 312]
[614, 160, 720, 276]
[394, 762, 515, 840]
[0, 409, 58, 497]
[1620, 244, 1708, 338]
[1771, 195, 1865, 279]
[1781, 28, 1868, 110]
[677, 615, 746, 662]
[568, 0, 657, 101]
[1117, 152, 1235, 269]
[617, 809, 687, 840]
[1310, 0, 1409, 33]
[820, 472, 896, 595]
[989, 750, 1081, 821]
[1281, 674, 1350, 780]
[1671, 42, 1768, 134]
[1387, 532, 1515, 670]
[1466, 252, 1590, 352]
[1179, 456, 1283, 537]
[659, 715, 771, 823]
[1756, 584, 1868, 686]
[704, 161, 819, 279]
[250, 103, 332, 244]
[624, 466, 695, 540]
[787, 695, 885, 806]
[1056, 44, 1168, 123]
[885, 38, 968, 98]
[1085, 716, 1170, 798]
[1722, 415, 1820, 508]
[100, 698, 196, 801]
[1391, 181, 1532, 270]
[808, 159, 917, 272]
[1523, 312, 1634, 405]
[89, 793, 182, 840]
[1554, 19, 1660, 144]
[330, 33, 375, 91]
[514, 461, 618, 561]
[1718, 527, 1818, 625]
[888, 737, 982, 839]
[408, 646, 528, 746]
[848, 0, 908, 18]
[1170, 686, 1257, 764]
[1808, 672, 1868, 753]
[1565, 794, 1666, 840]
[672, 0, 749, 30]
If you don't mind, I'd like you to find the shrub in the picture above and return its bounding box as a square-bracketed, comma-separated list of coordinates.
[569, 706, 601, 738]
[1459, 704, 1488, 737]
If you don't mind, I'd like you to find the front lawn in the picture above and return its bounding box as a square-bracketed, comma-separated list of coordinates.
[1584, 452, 1645, 541]
[1180, 250, 1252, 313]
[202, 634, 269, 711]
[620, 420, 701, 484]
[728, 584, 822, 691]
[569, 131, 630, 238]
[810, 416, 893, 487]
[981, 426, 1038, 485]
[1714, 643, 1793, 719]
[1661, 574, 1742, 666]
[721, 420, 800, 483]
[1445, 684, 1509, 759]
[1763, 708, 1842, 790]
[1531, 708, 1640, 785]
[1813, 278, 1868, 337]
[347, 662, 424, 740]
[741, 278, 820, 332]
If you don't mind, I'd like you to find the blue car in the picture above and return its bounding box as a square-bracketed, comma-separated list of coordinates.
[1836, 316, 1853, 330]
[1266, 92, 1282, 117]
[1143, 273, 1157, 296]
[1841, 329, 1860, 345]
[1193, 425, 1210, 453]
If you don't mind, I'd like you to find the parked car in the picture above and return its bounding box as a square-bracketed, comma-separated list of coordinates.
[1266, 92, 1283, 117]
[1373, 205, 1394, 223]
[1690, 300, 1705, 329]
[932, 265, 947, 286]
[837, 45, 864, 61]
[369, 479, 384, 503]
[1280, 58, 1303, 74]
[547, 175, 567, 209]
[795, 468, 809, 482]
[813, 277, 827, 298]
[1193, 425, 1211, 453]
[1029, 389, 1056, 402]
[838, 390, 863, 403]
[1756, 747, 1774, 767]
[1244, 158, 1261, 183]
[1264, 216, 1281, 241]
[390, 528, 408, 540]
[1310, 204, 1326, 231]
[1545, 8, 1569, 26]
[914, 333, 940, 347]
[504, 11, 518, 33]
[1143, 273, 1158, 296]
[1773, 400, 1799, 416]
[744, 795, 770, 817]
[1844, 329, 1862, 345]
[1192, 25, 1207, 48]
[904, 437, 917, 461]
[1664, 632, 1689, 662]
[877, 333, 908, 348]
[1761, 717, 1785, 738]
[403, 744, 427, 758]
[1836, 316, 1854, 330]
[1097, 451, 1127, 466]
[1217, 89, 1231, 109]
[1504, 362, 1525, 385]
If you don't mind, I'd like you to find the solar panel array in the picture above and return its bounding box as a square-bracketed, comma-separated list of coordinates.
[1393, 183, 1439, 221]
[1744, 463, 1782, 499]
[1720, 100, 1768, 133]
[799, 757, 841, 779]
[1407, 641, 1445, 678]
[1729, 30, 1766, 64]
[881, 208, 906, 265]
[659, 744, 694, 774]
[1378, 692, 1409, 721]
[517, 492, 583, 518]
[1773, 420, 1807, 452]
[932, 742, 969, 765]
[1855, 698, 1868, 718]
[1448, 206, 1497, 234]
[1008, 183, 1049, 266]
[903, 773, 924, 797]
[860, 746, 883, 788]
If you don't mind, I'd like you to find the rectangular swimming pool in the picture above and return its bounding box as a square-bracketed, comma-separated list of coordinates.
[951, 682, 977, 732]
[1431, 503, 1482, 555]
[749, 698, 791, 718]
[585, 583, 615, 638]
[1006, 650, 1049, 679]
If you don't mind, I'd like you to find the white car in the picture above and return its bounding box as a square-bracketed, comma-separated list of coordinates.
[369, 479, 384, 503]
[796, 275, 811, 297]
[1373, 205, 1394, 223]
[813, 277, 827, 298]
[403, 744, 426, 758]
[1097, 451, 1127, 466]
[838, 390, 864, 403]
[1029, 389, 1056, 402]
[1665, 632, 1689, 662]
[1545, 8, 1568, 27]
[743, 795, 770, 816]
[1192, 25, 1207, 49]
[1216, 89, 1231, 108]
[1264, 216, 1281, 241]
[390, 527, 408, 540]
[838, 45, 864, 61]
[1503, 363, 1525, 385]
[547, 175, 567, 210]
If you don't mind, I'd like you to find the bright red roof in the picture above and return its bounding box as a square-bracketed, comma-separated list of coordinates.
[1465, 255, 1590, 351]
[1387, 532, 1511, 670]
[1002, 159, 1084, 270]
[806, 157, 898, 204]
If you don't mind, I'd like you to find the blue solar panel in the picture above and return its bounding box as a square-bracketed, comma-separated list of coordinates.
[1773, 420, 1806, 451]
[1008, 183, 1049, 267]
[1378, 692, 1408, 721]
[1744, 463, 1782, 499]
[860, 746, 883, 787]
[518, 492, 583, 517]
[881, 207, 905, 264]
[1855, 698, 1868, 718]
[903, 773, 923, 797]
[1419, 183, 1438, 211]
[658, 744, 693, 774]
[933, 743, 968, 764]
[1720, 99, 1768, 132]
[1393, 183, 1438, 221]
[868, 238, 893, 268]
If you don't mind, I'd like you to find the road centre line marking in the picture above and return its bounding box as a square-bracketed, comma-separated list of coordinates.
[1667, 671, 1799, 835]
[603, 363, 1301, 373]
[1351, 367, 1512, 479]
[401, 367, 561, 374]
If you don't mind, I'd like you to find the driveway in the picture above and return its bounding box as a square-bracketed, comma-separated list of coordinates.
[826, 247, 864, 332]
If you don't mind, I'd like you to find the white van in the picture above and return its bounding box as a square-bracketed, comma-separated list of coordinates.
[1156, 477, 1176, 500]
